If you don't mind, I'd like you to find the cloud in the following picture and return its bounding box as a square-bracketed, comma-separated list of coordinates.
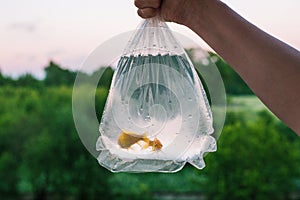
[8, 21, 38, 33]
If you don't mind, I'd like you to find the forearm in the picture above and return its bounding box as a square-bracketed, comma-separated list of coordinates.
[187, 0, 300, 134]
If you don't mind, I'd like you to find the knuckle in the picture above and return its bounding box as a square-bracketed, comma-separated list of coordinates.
[134, 0, 142, 8]
[137, 9, 146, 18]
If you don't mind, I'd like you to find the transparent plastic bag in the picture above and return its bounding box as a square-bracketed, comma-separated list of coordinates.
[96, 18, 216, 172]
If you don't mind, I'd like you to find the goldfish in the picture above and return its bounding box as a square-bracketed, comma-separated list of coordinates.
[118, 130, 163, 151]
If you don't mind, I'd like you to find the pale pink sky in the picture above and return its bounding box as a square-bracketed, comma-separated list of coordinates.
[0, 0, 299, 78]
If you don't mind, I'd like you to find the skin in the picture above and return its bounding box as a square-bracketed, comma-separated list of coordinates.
[135, 0, 300, 135]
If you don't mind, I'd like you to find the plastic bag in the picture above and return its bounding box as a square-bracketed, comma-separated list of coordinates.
[96, 18, 216, 172]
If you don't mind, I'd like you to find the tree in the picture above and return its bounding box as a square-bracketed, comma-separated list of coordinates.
[44, 61, 76, 86]
[0, 71, 14, 86]
[16, 74, 43, 88]
[0, 152, 18, 196]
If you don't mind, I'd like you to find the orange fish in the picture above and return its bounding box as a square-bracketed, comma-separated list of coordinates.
[118, 130, 162, 151]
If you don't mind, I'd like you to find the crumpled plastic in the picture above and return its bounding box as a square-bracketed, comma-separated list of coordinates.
[96, 17, 216, 172]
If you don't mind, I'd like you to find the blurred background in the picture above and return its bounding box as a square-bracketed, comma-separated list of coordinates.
[0, 0, 299, 200]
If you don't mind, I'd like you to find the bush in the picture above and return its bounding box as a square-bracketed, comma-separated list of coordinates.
[202, 113, 300, 200]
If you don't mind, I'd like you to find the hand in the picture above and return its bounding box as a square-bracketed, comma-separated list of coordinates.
[134, 0, 203, 26]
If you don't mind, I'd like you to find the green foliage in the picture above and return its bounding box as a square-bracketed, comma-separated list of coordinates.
[96, 67, 114, 88]
[0, 71, 14, 86]
[0, 152, 18, 195]
[44, 61, 76, 86]
[109, 174, 151, 200]
[0, 86, 111, 200]
[16, 74, 43, 89]
[108, 165, 204, 200]
[95, 87, 109, 123]
[0, 60, 299, 200]
[202, 112, 300, 200]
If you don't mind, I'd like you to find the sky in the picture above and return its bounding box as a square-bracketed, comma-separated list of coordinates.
[1, 0, 300, 78]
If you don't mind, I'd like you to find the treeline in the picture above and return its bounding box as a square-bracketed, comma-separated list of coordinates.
[0, 61, 114, 89]
[0, 52, 252, 95]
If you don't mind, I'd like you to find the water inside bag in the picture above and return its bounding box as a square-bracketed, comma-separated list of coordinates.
[96, 18, 216, 172]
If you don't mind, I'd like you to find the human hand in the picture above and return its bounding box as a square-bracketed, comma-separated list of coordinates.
[134, 0, 202, 26]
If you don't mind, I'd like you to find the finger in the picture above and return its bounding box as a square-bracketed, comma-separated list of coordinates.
[134, 0, 161, 9]
[137, 8, 158, 18]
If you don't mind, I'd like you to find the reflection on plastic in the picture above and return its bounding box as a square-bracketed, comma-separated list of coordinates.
[96, 18, 216, 172]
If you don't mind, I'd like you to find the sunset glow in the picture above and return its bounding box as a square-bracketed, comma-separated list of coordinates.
[1, 0, 299, 78]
